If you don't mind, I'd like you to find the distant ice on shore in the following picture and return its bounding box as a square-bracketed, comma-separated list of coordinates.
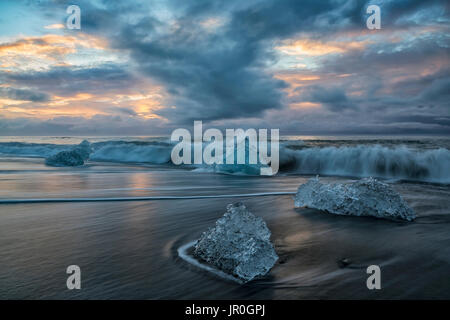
[0, 137, 449, 183]
[45, 140, 91, 166]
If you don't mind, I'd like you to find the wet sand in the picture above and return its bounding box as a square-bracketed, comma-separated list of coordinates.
[0, 159, 449, 299]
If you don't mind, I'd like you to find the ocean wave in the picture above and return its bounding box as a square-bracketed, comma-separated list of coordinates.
[1, 140, 449, 183]
[0, 141, 173, 164]
[0, 142, 69, 158]
[193, 144, 450, 183]
[283, 145, 450, 184]
[89, 141, 172, 164]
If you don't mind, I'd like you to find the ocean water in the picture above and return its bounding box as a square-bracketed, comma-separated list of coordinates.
[0, 136, 449, 299]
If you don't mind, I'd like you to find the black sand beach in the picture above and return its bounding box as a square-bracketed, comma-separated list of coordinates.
[1, 158, 449, 299]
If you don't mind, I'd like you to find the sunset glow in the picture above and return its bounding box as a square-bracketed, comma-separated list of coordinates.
[0, 0, 448, 135]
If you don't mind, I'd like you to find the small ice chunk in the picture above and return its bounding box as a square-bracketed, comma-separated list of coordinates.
[294, 177, 415, 221]
[193, 202, 278, 283]
[45, 150, 84, 166]
[73, 140, 92, 160]
[45, 140, 92, 166]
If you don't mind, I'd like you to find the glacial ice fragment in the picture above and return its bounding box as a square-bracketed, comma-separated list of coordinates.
[73, 140, 92, 160]
[45, 150, 85, 166]
[193, 202, 278, 283]
[45, 140, 92, 166]
[294, 177, 415, 221]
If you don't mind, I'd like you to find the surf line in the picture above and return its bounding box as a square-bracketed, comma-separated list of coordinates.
[178, 241, 244, 284]
[0, 192, 296, 204]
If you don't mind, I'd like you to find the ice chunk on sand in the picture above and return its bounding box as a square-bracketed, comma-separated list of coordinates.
[294, 177, 415, 221]
[193, 202, 278, 283]
[45, 150, 85, 166]
[45, 140, 92, 166]
[73, 140, 92, 160]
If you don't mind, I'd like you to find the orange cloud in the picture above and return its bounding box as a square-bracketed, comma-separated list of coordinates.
[274, 72, 321, 97]
[290, 102, 321, 109]
[44, 24, 65, 30]
[1, 83, 168, 121]
[0, 98, 29, 106]
[276, 39, 368, 56]
[48, 93, 94, 106]
[0, 34, 109, 71]
[275, 73, 320, 82]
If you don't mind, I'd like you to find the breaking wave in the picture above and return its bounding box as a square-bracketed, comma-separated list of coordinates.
[0, 141, 173, 165]
[89, 141, 172, 164]
[0, 142, 68, 158]
[0, 140, 449, 183]
[282, 145, 450, 184]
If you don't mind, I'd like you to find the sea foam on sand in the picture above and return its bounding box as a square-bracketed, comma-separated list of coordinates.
[294, 177, 415, 221]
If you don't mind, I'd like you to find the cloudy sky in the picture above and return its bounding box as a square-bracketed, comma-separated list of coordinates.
[0, 0, 448, 135]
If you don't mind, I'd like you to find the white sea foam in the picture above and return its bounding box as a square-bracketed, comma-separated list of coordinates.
[90, 142, 172, 164]
[177, 241, 243, 284]
[283, 145, 450, 183]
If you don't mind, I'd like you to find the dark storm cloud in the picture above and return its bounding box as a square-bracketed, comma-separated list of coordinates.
[380, 0, 449, 26]
[0, 115, 167, 135]
[419, 77, 450, 102]
[8, 0, 449, 134]
[300, 85, 356, 111]
[33, 0, 351, 121]
[0, 87, 50, 102]
[389, 114, 450, 127]
[4, 64, 137, 96]
[104, 0, 369, 123]
[391, 69, 450, 97]
[100, 0, 448, 127]
[108, 107, 138, 116]
[311, 33, 449, 121]
[111, 19, 278, 122]
[320, 37, 449, 75]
